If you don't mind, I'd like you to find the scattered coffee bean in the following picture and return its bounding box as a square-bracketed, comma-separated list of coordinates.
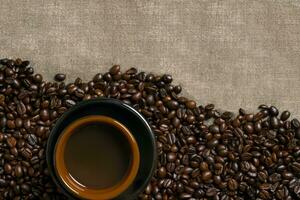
[109, 65, 120, 75]
[281, 110, 291, 121]
[54, 73, 66, 82]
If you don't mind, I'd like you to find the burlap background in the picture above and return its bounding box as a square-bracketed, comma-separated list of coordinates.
[0, 0, 300, 118]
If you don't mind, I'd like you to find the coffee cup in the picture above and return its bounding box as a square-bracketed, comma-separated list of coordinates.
[46, 98, 156, 200]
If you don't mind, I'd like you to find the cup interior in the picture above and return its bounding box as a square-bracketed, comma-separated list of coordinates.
[54, 115, 140, 200]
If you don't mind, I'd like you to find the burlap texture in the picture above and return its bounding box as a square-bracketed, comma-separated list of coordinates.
[0, 0, 300, 117]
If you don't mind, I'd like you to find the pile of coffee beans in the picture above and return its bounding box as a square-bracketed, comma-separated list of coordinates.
[0, 58, 299, 200]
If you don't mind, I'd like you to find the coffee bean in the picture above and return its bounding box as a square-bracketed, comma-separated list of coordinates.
[241, 152, 252, 161]
[4, 163, 12, 174]
[209, 124, 219, 134]
[10, 147, 18, 156]
[15, 118, 23, 128]
[270, 117, 280, 128]
[0, 179, 6, 187]
[21, 148, 32, 159]
[244, 123, 254, 133]
[281, 111, 291, 121]
[16, 101, 26, 115]
[173, 85, 182, 94]
[5, 68, 14, 76]
[65, 99, 76, 107]
[166, 100, 179, 110]
[254, 121, 262, 132]
[291, 162, 300, 173]
[179, 193, 191, 199]
[207, 138, 219, 148]
[167, 152, 176, 162]
[199, 161, 208, 171]
[202, 171, 212, 182]
[292, 118, 300, 128]
[27, 134, 37, 146]
[132, 92, 142, 102]
[228, 178, 238, 190]
[33, 74, 43, 83]
[222, 111, 233, 119]
[295, 128, 300, 140]
[7, 137, 17, 148]
[20, 183, 30, 193]
[7, 120, 16, 129]
[158, 167, 167, 178]
[186, 100, 196, 109]
[0, 116, 7, 128]
[269, 106, 279, 116]
[109, 65, 120, 75]
[54, 73, 66, 81]
[206, 187, 217, 197]
[15, 165, 23, 178]
[40, 109, 49, 121]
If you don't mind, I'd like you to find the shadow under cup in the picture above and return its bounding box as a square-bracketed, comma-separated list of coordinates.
[55, 115, 140, 200]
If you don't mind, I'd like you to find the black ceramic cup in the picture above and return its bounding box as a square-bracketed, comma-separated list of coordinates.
[46, 98, 157, 200]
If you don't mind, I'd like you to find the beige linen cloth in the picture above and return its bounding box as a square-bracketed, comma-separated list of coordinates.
[0, 0, 300, 118]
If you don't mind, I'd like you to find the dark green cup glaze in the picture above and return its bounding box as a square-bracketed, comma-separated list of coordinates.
[46, 98, 157, 200]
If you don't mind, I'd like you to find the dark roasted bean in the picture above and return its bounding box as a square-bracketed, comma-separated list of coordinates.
[166, 100, 179, 110]
[15, 165, 23, 178]
[280, 111, 290, 121]
[292, 118, 300, 128]
[202, 171, 212, 182]
[109, 65, 120, 75]
[54, 73, 66, 81]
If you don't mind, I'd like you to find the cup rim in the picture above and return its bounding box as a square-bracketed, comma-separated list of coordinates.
[54, 115, 140, 200]
[46, 98, 157, 199]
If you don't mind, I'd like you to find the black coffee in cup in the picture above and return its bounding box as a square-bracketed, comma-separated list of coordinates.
[54, 115, 140, 199]
[64, 122, 131, 189]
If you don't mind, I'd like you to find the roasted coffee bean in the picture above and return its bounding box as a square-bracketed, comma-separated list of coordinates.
[241, 152, 252, 161]
[186, 100, 196, 109]
[33, 74, 43, 83]
[270, 117, 279, 128]
[292, 118, 300, 128]
[244, 123, 254, 133]
[202, 171, 212, 182]
[109, 65, 120, 75]
[54, 73, 66, 81]
[228, 178, 238, 190]
[4, 163, 12, 174]
[20, 148, 32, 159]
[7, 120, 16, 129]
[206, 187, 217, 196]
[65, 99, 76, 107]
[295, 128, 300, 139]
[7, 137, 17, 148]
[15, 165, 23, 178]
[269, 106, 279, 116]
[27, 134, 37, 146]
[20, 183, 30, 193]
[199, 161, 209, 171]
[16, 101, 26, 115]
[166, 100, 179, 110]
[158, 167, 167, 178]
[0, 179, 6, 187]
[40, 109, 49, 121]
[15, 118, 22, 128]
[280, 111, 291, 121]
